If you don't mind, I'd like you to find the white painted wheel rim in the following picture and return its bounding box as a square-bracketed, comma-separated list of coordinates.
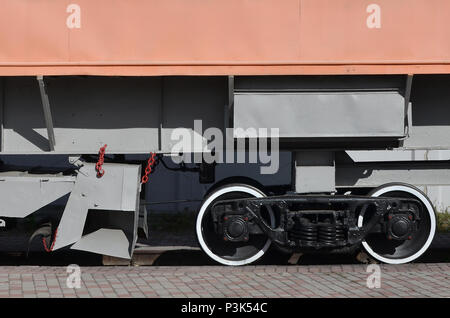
[196, 185, 274, 266]
[357, 185, 436, 264]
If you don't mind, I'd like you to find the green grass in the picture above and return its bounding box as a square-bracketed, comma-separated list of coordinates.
[437, 211, 450, 233]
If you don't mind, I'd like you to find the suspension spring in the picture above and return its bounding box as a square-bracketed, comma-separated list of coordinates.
[290, 223, 318, 242]
[318, 225, 337, 245]
[335, 224, 346, 242]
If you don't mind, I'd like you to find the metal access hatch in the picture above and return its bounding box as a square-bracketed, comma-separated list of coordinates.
[234, 91, 406, 139]
[232, 76, 410, 147]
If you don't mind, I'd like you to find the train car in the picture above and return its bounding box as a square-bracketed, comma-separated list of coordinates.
[0, 0, 449, 265]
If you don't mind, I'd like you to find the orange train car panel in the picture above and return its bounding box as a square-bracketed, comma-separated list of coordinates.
[1, 0, 450, 76]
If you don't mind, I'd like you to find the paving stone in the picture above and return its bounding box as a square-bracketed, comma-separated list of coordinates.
[0, 263, 447, 298]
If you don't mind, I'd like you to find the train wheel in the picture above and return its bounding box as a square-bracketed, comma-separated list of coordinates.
[196, 184, 275, 266]
[358, 183, 436, 264]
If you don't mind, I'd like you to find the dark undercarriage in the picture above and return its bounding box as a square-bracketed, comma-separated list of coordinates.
[211, 195, 422, 252]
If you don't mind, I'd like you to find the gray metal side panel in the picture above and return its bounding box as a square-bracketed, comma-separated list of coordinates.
[1, 76, 226, 154]
[336, 163, 450, 188]
[2, 77, 161, 154]
[234, 92, 405, 138]
[346, 150, 450, 162]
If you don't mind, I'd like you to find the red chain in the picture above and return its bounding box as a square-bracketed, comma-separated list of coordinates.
[141, 153, 157, 184]
[42, 228, 58, 252]
[96, 144, 107, 177]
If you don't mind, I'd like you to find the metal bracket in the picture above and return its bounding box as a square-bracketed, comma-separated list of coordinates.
[68, 156, 84, 169]
[227, 75, 234, 129]
[403, 74, 414, 138]
[37, 76, 56, 151]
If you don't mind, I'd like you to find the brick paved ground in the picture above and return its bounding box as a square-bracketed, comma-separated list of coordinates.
[0, 263, 448, 298]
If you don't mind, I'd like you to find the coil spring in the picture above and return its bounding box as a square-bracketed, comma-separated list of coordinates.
[290, 224, 318, 242]
[318, 225, 336, 245]
[335, 224, 346, 242]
